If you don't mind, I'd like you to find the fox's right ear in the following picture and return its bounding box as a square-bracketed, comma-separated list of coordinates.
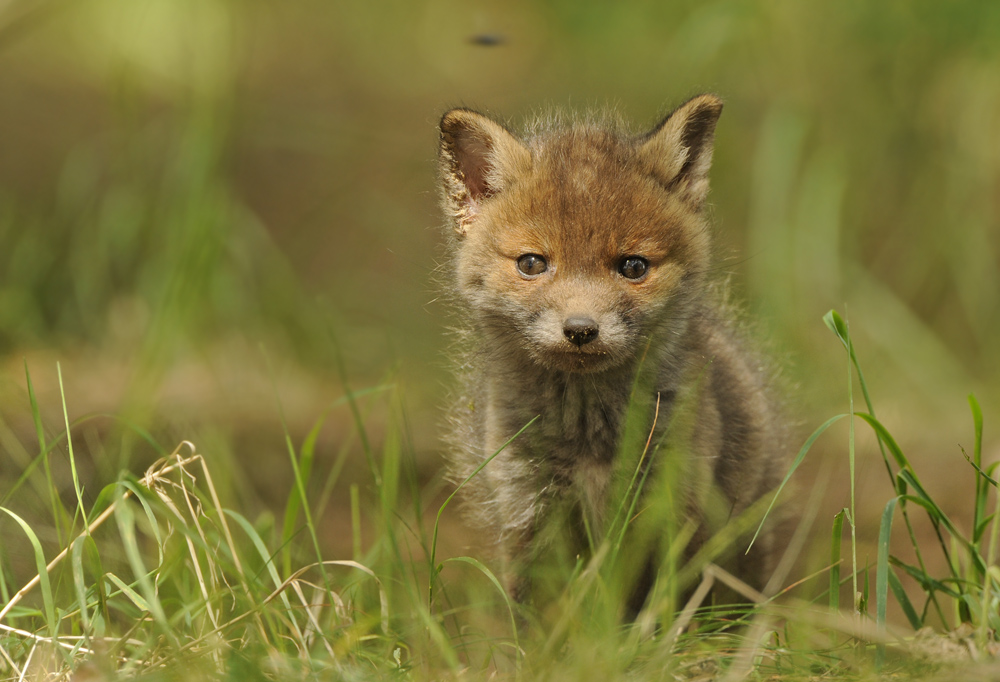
[439, 109, 530, 237]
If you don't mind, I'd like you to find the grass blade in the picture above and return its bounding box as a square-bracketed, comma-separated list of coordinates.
[0, 507, 58, 640]
[830, 508, 846, 612]
[824, 309, 877, 417]
[428, 415, 539, 605]
[277, 389, 393, 573]
[889, 556, 961, 598]
[970, 395, 986, 545]
[747, 414, 846, 553]
[224, 509, 307, 646]
[876, 497, 898, 664]
[888, 567, 922, 631]
[852, 412, 911, 475]
[24, 361, 64, 543]
[444, 556, 521, 671]
[263, 347, 329, 592]
[104, 573, 153, 613]
[57, 362, 87, 529]
[113, 486, 174, 644]
[70, 535, 93, 632]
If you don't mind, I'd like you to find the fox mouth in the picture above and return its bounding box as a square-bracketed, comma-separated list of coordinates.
[538, 345, 620, 373]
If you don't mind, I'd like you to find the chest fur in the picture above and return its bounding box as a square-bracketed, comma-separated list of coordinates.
[489, 371, 632, 463]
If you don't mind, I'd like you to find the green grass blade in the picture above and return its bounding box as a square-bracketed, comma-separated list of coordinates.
[897, 485, 966, 549]
[88, 483, 120, 525]
[444, 556, 521, 671]
[889, 555, 961, 598]
[825, 309, 951, 627]
[831, 310, 861, 611]
[888, 567, 922, 630]
[824, 309, 877, 416]
[970, 394, 984, 465]
[0, 507, 58, 640]
[224, 510, 282, 591]
[962, 453, 1000, 495]
[23, 360, 46, 454]
[0, 552, 9, 606]
[830, 508, 846, 612]
[970, 395, 986, 544]
[311, 385, 391, 537]
[0, 412, 164, 510]
[104, 572, 153, 613]
[277, 388, 388, 572]
[57, 362, 87, 529]
[120, 480, 166, 567]
[70, 535, 92, 632]
[983, 483, 1000, 644]
[747, 413, 846, 553]
[876, 497, 898, 664]
[112, 487, 173, 643]
[976, 515, 996, 540]
[852, 412, 911, 475]
[263, 347, 329, 591]
[24, 361, 64, 543]
[429, 415, 539, 605]
[224, 509, 306, 646]
[825, 309, 899, 487]
[328, 330, 381, 487]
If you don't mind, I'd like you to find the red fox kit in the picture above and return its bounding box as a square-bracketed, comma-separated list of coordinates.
[438, 95, 788, 612]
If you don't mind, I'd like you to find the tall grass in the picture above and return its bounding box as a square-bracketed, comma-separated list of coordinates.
[0, 310, 995, 680]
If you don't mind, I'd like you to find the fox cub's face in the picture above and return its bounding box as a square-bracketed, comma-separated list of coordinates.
[440, 95, 722, 374]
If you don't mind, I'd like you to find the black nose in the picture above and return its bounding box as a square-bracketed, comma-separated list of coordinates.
[563, 317, 599, 346]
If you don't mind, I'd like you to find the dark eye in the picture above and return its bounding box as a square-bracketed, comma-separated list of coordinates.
[618, 256, 648, 280]
[516, 254, 547, 277]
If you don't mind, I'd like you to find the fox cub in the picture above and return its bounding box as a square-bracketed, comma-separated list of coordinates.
[438, 95, 787, 611]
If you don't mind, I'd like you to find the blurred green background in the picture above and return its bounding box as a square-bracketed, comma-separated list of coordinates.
[1, 0, 998, 562]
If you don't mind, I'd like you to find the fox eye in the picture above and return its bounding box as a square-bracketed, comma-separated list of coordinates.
[618, 256, 648, 280]
[516, 254, 547, 277]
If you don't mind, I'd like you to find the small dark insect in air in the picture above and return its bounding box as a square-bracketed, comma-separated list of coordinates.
[468, 33, 507, 47]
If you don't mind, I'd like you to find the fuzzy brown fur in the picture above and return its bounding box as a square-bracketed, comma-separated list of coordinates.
[437, 95, 789, 613]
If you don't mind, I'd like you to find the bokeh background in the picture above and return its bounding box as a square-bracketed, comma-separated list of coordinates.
[1, 0, 999, 601]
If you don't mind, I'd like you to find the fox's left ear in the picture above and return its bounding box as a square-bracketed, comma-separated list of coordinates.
[638, 94, 723, 210]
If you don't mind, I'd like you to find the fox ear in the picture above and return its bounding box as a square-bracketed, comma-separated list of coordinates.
[439, 109, 530, 236]
[638, 94, 723, 210]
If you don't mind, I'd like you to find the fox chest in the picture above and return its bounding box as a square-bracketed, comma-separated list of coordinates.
[490, 374, 630, 464]
[484, 375, 636, 528]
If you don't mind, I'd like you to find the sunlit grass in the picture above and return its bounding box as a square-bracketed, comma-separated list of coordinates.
[0, 313, 997, 680]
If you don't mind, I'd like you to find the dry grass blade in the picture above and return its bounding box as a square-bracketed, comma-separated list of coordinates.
[0, 446, 199, 626]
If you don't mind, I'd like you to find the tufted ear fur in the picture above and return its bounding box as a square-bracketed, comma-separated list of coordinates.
[637, 94, 723, 210]
[439, 108, 531, 236]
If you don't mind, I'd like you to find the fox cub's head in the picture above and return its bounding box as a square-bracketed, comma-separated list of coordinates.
[439, 95, 722, 374]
